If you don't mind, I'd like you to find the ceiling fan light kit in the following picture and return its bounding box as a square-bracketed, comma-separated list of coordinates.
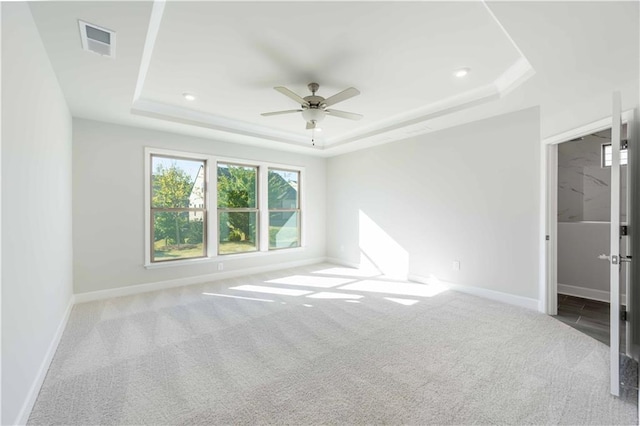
[261, 82, 363, 143]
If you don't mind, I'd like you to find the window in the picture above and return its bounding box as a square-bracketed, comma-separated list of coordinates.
[268, 169, 301, 249]
[150, 155, 206, 262]
[217, 163, 259, 255]
[145, 148, 304, 265]
[602, 143, 628, 167]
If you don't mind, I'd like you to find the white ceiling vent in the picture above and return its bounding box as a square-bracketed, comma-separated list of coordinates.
[78, 20, 116, 58]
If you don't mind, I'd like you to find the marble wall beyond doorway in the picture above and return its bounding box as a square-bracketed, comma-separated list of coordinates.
[558, 128, 627, 223]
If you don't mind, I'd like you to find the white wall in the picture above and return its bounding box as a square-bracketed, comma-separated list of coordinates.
[1, 3, 73, 425]
[72, 119, 326, 294]
[326, 107, 541, 300]
[557, 222, 626, 302]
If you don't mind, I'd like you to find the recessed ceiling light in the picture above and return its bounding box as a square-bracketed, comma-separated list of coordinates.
[454, 68, 470, 78]
[183, 93, 196, 101]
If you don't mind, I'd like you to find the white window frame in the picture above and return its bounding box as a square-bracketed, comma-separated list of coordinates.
[601, 142, 628, 167]
[267, 168, 302, 251]
[216, 161, 260, 255]
[144, 147, 305, 268]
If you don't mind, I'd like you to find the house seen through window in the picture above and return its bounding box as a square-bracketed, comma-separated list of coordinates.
[268, 169, 300, 249]
[151, 155, 206, 262]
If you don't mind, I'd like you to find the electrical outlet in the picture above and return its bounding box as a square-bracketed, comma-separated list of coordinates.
[452, 260, 460, 271]
[217, 263, 224, 271]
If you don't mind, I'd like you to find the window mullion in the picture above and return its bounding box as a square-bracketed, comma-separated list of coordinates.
[259, 166, 269, 252]
[207, 157, 217, 258]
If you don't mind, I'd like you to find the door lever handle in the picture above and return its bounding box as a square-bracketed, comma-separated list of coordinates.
[598, 254, 610, 260]
[621, 255, 633, 263]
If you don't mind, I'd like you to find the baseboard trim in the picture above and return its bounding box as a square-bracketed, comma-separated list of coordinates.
[74, 257, 328, 303]
[558, 283, 627, 305]
[408, 274, 539, 310]
[325, 257, 361, 269]
[14, 295, 75, 426]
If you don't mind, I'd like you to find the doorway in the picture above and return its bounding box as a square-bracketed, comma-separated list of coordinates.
[547, 116, 638, 399]
[553, 127, 628, 350]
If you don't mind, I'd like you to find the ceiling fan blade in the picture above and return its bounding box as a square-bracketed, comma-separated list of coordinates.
[322, 87, 360, 107]
[274, 86, 309, 106]
[326, 109, 363, 120]
[261, 109, 302, 117]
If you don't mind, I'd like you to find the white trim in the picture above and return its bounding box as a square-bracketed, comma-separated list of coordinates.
[132, 0, 165, 101]
[258, 165, 269, 251]
[558, 283, 626, 306]
[14, 296, 75, 426]
[494, 57, 536, 97]
[543, 110, 634, 146]
[145, 246, 307, 269]
[0, 3, 3, 416]
[610, 92, 622, 397]
[75, 257, 327, 304]
[409, 274, 539, 311]
[325, 257, 362, 269]
[545, 144, 558, 315]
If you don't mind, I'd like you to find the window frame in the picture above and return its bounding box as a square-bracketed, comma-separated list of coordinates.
[217, 161, 260, 256]
[268, 167, 302, 251]
[601, 142, 628, 168]
[144, 147, 305, 268]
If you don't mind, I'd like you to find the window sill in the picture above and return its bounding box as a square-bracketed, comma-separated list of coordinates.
[144, 246, 306, 269]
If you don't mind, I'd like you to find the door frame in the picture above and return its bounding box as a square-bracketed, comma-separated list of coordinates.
[541, 110, 634, 316]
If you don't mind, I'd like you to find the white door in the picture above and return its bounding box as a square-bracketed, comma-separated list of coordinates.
[609, 92, 623, 396]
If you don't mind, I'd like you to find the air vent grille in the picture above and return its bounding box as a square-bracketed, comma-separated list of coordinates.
[78, 20, 116, 58]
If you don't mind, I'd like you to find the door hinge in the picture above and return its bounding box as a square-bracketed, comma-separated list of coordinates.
[621, 225, 628, 236]
[545, 235, 550, 241]
[621, 309, 628, 321]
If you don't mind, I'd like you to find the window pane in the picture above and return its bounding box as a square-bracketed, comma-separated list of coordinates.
[219, 211, 258, 254]
[217, 164, 257, 208]
[153, 211, 205, 261]
[269, 211, 299, 249]
[602, 144, 628, 167]
[268, 169, 299, 209]
[152, 156, 205, 208]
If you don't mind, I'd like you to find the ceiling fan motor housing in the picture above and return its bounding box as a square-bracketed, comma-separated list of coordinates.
[303, 95, 326, 108]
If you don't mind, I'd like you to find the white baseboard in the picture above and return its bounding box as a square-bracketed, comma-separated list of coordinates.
[558, 283, 626, 305]
[14, 295, 75, 426]
[74, 257, 328, 303]
[325, 257, 361, 269]
[408, 274, 539, 311]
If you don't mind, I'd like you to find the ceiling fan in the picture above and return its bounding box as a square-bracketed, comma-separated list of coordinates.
[261, 82, 363, 130]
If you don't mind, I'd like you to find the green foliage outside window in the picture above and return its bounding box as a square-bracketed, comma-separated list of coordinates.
[152, 162, 204, 255]
[218, 165, 257, 248]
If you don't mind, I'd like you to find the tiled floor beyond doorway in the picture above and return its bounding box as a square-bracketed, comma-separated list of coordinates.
[555, 294, 611, 345]
[555, 294, 638, 398]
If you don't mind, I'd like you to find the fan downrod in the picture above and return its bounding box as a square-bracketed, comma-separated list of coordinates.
[308, 82, 320, 95]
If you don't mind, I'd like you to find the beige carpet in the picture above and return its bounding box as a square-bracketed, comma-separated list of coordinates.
[28, 263, 637, 425]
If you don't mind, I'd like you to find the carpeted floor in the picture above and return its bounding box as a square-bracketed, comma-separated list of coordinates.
[29, 263, 637, 425]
